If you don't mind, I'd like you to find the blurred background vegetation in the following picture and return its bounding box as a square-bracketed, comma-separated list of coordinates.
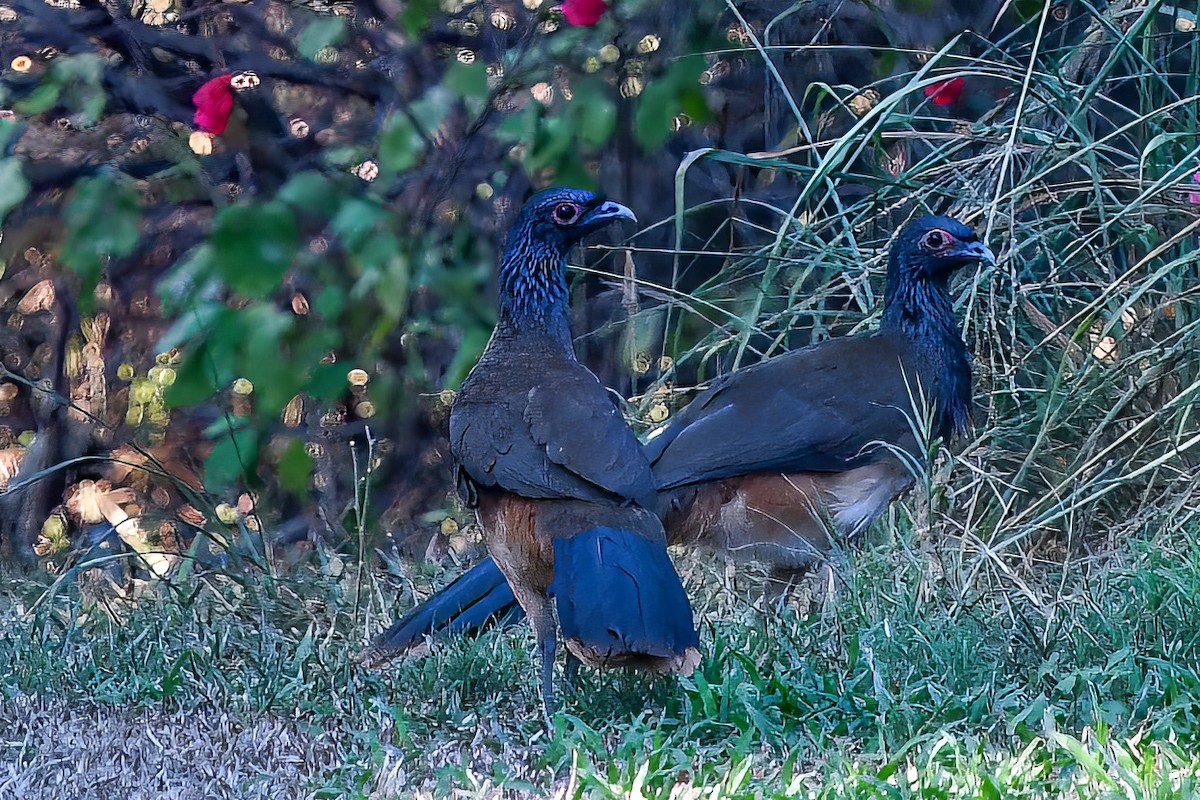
[2, 0, 1193, 586]
[3, 0, 1200, 795]
[0, 0, 1197, 620]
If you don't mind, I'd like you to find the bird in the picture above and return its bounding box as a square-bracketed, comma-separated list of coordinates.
[366, 214, 995, 657]
[435, 187, 700, 719]
[646, 215, 991, 586]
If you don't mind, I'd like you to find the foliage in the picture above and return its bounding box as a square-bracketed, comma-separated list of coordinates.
[1, 0, 1200, 794]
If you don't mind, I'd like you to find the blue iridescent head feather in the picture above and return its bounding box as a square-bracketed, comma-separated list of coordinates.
[497, 188, 636, 333]
[880, 215, 995, 440]
[885, 215, 994, 289]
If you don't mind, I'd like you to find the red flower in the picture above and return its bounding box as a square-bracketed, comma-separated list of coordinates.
[923, 77, 965, 107]
[193, 74, 235, 135]
[561, 0, 606, 26]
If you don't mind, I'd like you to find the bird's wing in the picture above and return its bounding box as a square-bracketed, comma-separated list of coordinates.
[647, 335, 926, 489]
[449, 396, 582, 502]
[450, 361, 656, 508]
[523, 365, 658, 509]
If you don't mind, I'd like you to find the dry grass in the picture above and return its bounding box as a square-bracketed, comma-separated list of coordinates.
[1, 697, 355, 800]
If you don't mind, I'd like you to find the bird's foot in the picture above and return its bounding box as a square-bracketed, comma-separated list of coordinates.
[813, 555, 847, 609]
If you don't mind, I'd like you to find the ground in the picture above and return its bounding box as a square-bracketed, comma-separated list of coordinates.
[2, 509, 1199, 799]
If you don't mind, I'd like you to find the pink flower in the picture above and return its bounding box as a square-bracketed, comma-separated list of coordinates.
[561, 0, 606, 26]
[193, 74, 235, 135]
[1190, 171, 1200, 205]
[924, 77, 964, 107]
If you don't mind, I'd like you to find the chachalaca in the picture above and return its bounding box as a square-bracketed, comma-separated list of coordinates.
[367, 214, 994, 657]
[647, 215, 993, 583]
[440, 187, 700, 718]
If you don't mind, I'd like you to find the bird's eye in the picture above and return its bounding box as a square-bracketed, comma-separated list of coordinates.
[922, 229, 950, 250]
[552, 202, 581, 225]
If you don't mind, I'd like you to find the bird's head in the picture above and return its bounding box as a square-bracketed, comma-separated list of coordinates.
[506, 187, 637, 257]
[497, 188, 636, 331]
[891, 215, 995, 281]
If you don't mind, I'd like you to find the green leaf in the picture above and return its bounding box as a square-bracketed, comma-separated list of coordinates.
[53, 52, 104, 84]
[0, 118, 20, 151]
[157, 649, 192, 700]
[278, 171, 343, 215]
[634, 56, 707, 151]
[60, 176, 141, 310]
[297, 17, 347, 61]
[527, 116, 574, 173]
[634, 81, 677, 150]
[443, 325, 491, 389]
[379, 113, 426, 174]
[164, 342, 218, 408]
[15, 83, 61, 115]
[278, 438, 314, 497]
[292, 326, 338, 372]
[496, 104, 534, 141]
[331, 198, 389, 250]
[313, 285, 346, 320]
[399, 0, 439, 36]
[444, 60, 487, 99]
[546, 160, 593, 190]
[0, 159, 30, 223]
[205, 425, 260, 490]
[410, 94, 450, 132]
[239, 304, 301, 417]
[55, 53, 107, 123]
[322, 145, 363, 169]
[572, 78, 616, 149]
[243, 353, 302, 421]
[350, 228, 401, 271]
[211, 201, 299, 298]
[359, 238, 409, 322]
[307, 362, 347, 400]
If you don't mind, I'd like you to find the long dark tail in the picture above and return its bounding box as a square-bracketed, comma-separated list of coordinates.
[364, 557, 524, 664]
[551, 526, 700, 673]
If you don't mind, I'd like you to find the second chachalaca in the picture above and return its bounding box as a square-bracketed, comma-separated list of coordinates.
[444, 187, 700, 717]
[368, 215, 995, 657]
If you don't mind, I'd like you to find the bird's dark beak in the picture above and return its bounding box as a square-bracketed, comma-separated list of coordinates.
[589, 200, 637, 225]
[958, 239, 996, 266]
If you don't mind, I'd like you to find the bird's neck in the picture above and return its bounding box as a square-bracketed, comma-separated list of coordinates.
[495, 238, 575, 355]
[880, 271, 958, 343]
[880, 265, 971, 439]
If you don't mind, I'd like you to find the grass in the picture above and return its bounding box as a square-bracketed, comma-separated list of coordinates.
[4, 3, 1200, 798]
[3, 510, 1200, 797]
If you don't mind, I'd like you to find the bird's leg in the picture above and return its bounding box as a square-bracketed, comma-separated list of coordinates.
[540, 632, 557, 723]
[563, 651, 582, 690]
[765, 565, 805, 608]
[528, 596, 559, 724]
[814, 550, 849, 608]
